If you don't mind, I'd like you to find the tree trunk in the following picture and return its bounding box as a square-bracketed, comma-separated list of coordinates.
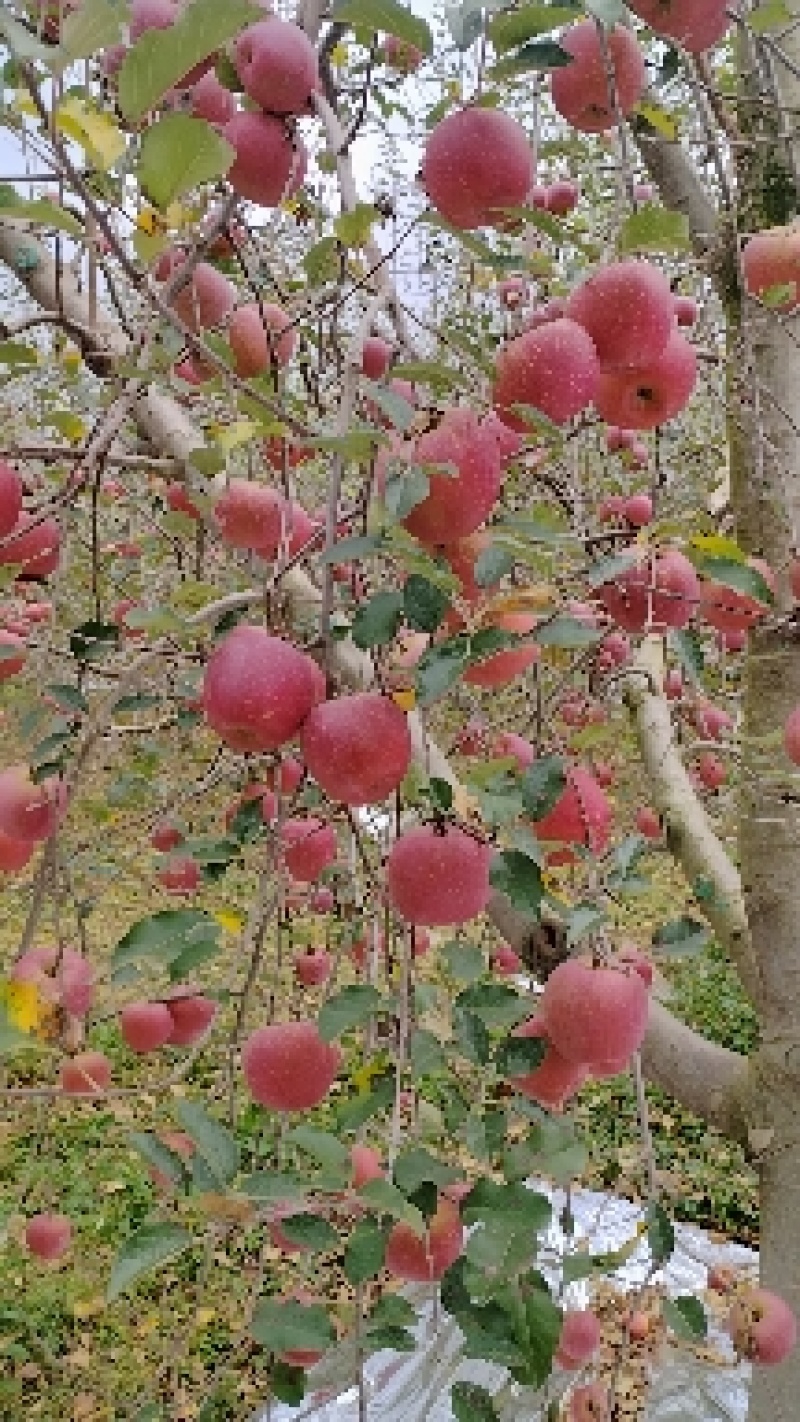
[732, 8, 800, 1417]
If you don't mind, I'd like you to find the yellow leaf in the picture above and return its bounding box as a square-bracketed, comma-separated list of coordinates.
[58, 96, 126, 170]
[484, 584, 555, 617]
[50, 410, 86, 443]
[350, 1059, 385, 1094]
[391, 687, 416, 712]
[331, 42, 349, 66]
[136, 206, 163, 235]
[214, 908, 244, 934]
[453, 786, 481, 823]
[11, 91, 39, 117]
[208, 419, 258, 452]
[72, 1295, 105, 1320]
[195, 1307, 216, 1327]
[133, 228, 168, 265]
[0, 980, 42, 1033]
[635, 101, 679, 142]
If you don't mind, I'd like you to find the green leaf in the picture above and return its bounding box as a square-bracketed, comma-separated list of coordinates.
[277, 1214, 340, 1252]
[358, 1178, 425, 1232]
[0, 340, 39, 366]
[364, 379, 417, 432]
[490, 850, 544, 917]
[336, 1073, 395, 1129]
[456, 982, 530, 1031]
[534, 615, 602, 649]
[489, 5, 578, 52]
[0, 9, 52, 63]
[335, 203, 378, 248]
[749, 0, 791, 33]
[238, 1171, 306, 1203]
[285, 1126, 349, 1172]
[0, 184, 84, 237]
[491, 38, 572, 77]
[173, 1100, 239, 1186]
[427, 776, 454, 814]
[670, 627, 704, 684]
[441, 940, 485, 983]
[304, 235, 340, 285]
[364, 1324, 417, 1352]
[351, 589, 404, 649]
[70, 620, 120, 664]
[618, 205, 691, 256]
[474, 544, 513, 588]
[415, 637, 469, 705]
[586, 551, 639, 588]
[54, 0, 125, 65]
[566, 902, 607, 946]
[697, 556, 774, 605]
[663, 1295, 707, 1340]
[525, 1117, 588, 1185]
[332, 0, 433, 54]
[129, 1132, 189, 1189]
[344, 1221, 387, 1283]
[391, 360, 462, 391]
[517, 1285, 563, 1387]
[384, 463, 430, 519]
[250, 1297, 334, 1355]
[451, 1381, 500, 1422]
[410, 1028, 447, 1077]
[111, 909, 221, 976]
[495, 1034, 546, 1077]
[586, 0, 627, 21]
[107, 1223, 193, 1301]
[269, 1362, 306, 1406]
[463, 1179, 552, 1232]
[118, 0, 259, 121]
[652, 916, 710, 956]
[393, 1147, 461, 1195]
[319, 533, 385, 565]
[520, 756, 565, 820]
[646, 1200, 675, 1265]
[0, 1005, 35, 1055]
[454, 1007, 491, 1065]
[403, 574, 448, 632]
[138, 114, 234, 210]
[368, 1294, 417, 1329]
[318, 984, 385, 1041]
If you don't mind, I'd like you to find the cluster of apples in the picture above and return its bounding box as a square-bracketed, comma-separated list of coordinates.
[508, 956, 651, 1112]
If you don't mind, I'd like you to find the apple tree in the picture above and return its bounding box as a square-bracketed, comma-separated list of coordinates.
[0, 0, 799, 1419]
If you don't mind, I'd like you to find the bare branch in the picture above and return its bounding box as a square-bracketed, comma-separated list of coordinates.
[624, 637, 760, 1006]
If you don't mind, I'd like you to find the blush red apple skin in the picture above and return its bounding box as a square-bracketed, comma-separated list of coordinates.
[60, 1051, 112, 1095]
[493, 319, 600, 428]
[234, 17, 318, 114]
[202, 625, 318, 754]
[301, 693, 411, 806]
[387, 825, 491, 927]
[551, 21, 645, 133]
[540, 958, 649, 1075]
[224, 111, 307, 207]
[25, 1212, 72, 1261]
[421, 108, 535, 230]
[242, 1020, 342, 1111]
[567, 260, 674, 369]
[394, 407, 503, 547]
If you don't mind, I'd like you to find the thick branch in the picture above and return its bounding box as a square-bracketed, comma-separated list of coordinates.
[624, 637, 760, 1006]
[631, 118, 720, 255]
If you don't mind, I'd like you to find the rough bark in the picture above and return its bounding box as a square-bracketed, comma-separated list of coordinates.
[732, 8, 800, 1417]
[625, 638, 759, 1005]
